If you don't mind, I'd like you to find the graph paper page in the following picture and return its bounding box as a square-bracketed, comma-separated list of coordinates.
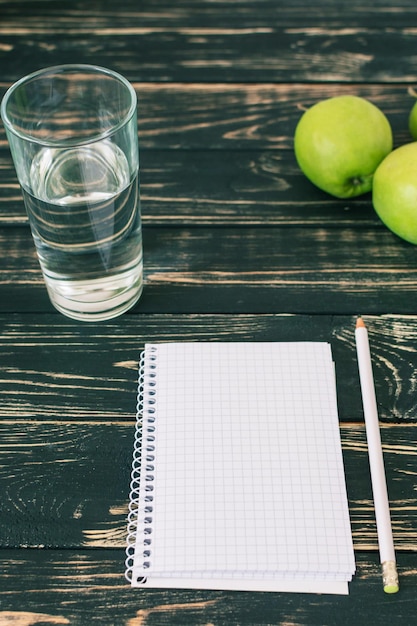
[130, 342, 355, 593]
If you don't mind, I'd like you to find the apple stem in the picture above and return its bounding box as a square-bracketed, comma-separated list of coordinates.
[407, 86, 417, 99]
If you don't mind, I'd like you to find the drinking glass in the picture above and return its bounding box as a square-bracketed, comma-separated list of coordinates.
[1, 64, 143, 321]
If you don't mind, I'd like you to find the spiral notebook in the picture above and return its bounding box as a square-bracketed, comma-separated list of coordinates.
[125, 342, 355, 594]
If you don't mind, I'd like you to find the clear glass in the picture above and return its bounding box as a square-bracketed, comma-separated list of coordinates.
[1, 64, 143, 321]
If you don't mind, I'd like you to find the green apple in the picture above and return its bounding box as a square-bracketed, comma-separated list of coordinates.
[372, 142, 417, 244]
[294, 95, 393, 198]
[408, 99, 417, 140]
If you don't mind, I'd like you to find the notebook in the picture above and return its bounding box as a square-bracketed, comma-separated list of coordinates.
[125, 342, 355, 594]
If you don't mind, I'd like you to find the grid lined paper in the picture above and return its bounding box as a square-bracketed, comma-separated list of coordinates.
[129, 342, 355, 594]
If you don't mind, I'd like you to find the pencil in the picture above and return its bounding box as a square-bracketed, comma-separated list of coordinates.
[355, 317, 399, 593]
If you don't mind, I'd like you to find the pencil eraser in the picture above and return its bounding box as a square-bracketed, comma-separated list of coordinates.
[382, 561, 399, 593]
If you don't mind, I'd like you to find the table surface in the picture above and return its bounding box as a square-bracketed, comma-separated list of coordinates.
[1, 1, 416, 624]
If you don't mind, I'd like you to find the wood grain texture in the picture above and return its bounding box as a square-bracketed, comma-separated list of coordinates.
[0, 551, 415, 626]
[1, 1, 417, 83]
[0, 419, 415, 550]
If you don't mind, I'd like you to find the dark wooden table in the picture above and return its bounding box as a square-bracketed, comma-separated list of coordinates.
[1, 1, 416, 624]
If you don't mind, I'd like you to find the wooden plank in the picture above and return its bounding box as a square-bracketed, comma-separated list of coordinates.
[1, 313, 417, 423]
[0, 224, 416, 314]
[141, 225, 417, 316]
[0, 420, 415, 550]
[1, 2, 417, 82]
[0, 83, 412, 155]
[131, 83, 412, 151]
[0, 550, 415, 625]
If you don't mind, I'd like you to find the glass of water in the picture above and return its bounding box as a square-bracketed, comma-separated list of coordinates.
[1, 64, 143, 321]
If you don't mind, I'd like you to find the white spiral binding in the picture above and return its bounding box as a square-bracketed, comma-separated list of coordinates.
[125, 346, 157, 584]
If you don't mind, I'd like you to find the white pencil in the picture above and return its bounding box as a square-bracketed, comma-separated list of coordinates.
[355, 317, 399, 593]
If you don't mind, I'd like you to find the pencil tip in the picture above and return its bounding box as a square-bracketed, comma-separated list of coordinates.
[356, 317, 365, 329]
